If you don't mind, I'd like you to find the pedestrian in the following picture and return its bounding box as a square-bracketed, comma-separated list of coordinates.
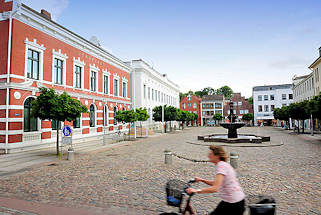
[186, 146, 245, 215]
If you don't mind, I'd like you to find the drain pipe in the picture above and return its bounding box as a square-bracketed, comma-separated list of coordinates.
[5, 8, 18, 154]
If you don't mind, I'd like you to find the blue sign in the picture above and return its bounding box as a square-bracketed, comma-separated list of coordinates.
[62, 125, 72, 137]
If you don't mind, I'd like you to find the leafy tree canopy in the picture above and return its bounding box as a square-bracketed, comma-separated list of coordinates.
[242, 113, 254, 121]
[136, 108, 149, 122]
[216, 85, 233, 98]
[31, 87, 88, 122]
[180, 86, 233, 100]
[114, 110, 139, 123]
[213, 113, 223, 121]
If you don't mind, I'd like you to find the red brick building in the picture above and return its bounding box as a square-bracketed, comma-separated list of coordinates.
[223, 93, 253, 121]
[0, 1, 131, 153]
[180, 94, 201, 125]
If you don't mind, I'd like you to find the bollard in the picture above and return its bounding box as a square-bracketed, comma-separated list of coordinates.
[67, 149, 74, 161]
[230, 152, 238, 169]
[164, 150, 172, 165]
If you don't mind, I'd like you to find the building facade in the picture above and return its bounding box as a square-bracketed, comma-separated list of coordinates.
[253, 84, 293, 126]
[292, 73, 315, 103]
[200, 95, 224, 126]
[223, 93, 253, 120]
[0, 1, 131, 153]
[309, 47, 321, 96]
[180, 94, 201, 125]
[129, 59, 180, 130]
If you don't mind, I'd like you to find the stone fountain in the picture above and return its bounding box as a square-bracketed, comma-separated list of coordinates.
[198, 101, 270, 143]
[220, 102, 245, 138]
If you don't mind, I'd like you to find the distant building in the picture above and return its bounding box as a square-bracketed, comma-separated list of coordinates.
[253, 84, 293, 126]
[292, 73, 315, 103]
[223, 93, 253, 120]
[180, 94, 202, 125]
[309, 47, 321, 96]
[128, 59, 180, 130]
[200, 95, 224, 126]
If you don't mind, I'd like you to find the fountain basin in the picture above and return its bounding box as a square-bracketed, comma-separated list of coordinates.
[198, 134, 270, 143]
[219, 122, 246, 138]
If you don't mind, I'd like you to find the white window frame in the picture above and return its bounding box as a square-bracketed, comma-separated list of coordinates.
[113, 74, 120, 97]
[73, 57, 85, 89]
[73, 114, 82, 129]
[52, 49, 68, 86]
[122, 77, 128, 98]
[103, 69, 111, 95]
[90, 64, 99, 92]
[89, 103, 97, 127]
[24, 38, 46, 81]
[103, 104, 109, 127]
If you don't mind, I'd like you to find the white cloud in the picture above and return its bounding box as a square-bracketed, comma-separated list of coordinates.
[23, 0, 69, 20]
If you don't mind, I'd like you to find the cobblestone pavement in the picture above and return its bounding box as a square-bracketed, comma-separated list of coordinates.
[0, 127, 320, 215]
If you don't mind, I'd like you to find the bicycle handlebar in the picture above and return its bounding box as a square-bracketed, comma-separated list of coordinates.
[188, 179, 196, 184]
[184, 179, 197, 196]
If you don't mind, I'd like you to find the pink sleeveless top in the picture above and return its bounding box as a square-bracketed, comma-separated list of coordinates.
[216, 161, 245, 203]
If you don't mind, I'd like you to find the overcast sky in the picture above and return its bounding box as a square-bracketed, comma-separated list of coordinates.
[24, 0, 321, 97]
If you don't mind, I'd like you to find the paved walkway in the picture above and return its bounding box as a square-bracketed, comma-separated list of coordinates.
[0, 136, 138, 177]
[0, 127, 320, 214]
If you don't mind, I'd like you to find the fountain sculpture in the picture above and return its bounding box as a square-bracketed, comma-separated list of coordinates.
[198, 101, 270, 143]
[219, 102, 245, 138]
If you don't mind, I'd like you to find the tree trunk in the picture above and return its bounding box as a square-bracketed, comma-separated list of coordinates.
[302, 120, 304, 134]
[141, 121, 143, 137]
[128, 125, 130, 141]
[297, 120, 300, 134]
[56, 121, 60, 156]
[164, 122, 167, 133]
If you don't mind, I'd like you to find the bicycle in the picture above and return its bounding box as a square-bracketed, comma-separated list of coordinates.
[160, 179, 277, 215]
[160, 179, 197, 215]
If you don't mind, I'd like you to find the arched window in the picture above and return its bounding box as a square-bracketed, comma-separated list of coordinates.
[24, 97, 38, 132]
[103, 105, 108, 126]
[89, 104, 95, 127]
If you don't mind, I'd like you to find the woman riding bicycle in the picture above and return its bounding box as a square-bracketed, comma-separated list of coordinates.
[186, 145, 245, 215]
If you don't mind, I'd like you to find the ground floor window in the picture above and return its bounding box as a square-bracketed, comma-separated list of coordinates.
[51, 120, 61, 130]
[90, 104, 95, 127]
[73, 117, 81, 128]
[24, 97, 38, 132]
[114, 106, 118, 125]
[103, 105, 108, 126]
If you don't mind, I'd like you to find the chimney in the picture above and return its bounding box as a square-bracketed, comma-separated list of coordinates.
[40, 9, 51, 20]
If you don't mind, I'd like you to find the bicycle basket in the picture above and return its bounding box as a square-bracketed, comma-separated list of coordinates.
[166, 179, 189, 207]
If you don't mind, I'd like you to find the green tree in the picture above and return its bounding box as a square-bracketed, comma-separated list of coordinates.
[114, 110, 139, 139]
[213, 113, 223, 125]
[136, 108, 149, 136]
[177, 110, 187, 129]
[216, 86, 233, 98]
[153, 105, 179, 132]
[288, 101, 310, 133]
[195, 87, 215, 97]
[242, 113, 254, 125]
[167, 106, 180, 131]
[193, 113, 198, 126]
[186, 111, 196, 125]
[31, 87, 88, 155]
[247, 97, 253, 105]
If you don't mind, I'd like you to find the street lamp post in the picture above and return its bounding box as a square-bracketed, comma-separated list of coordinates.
[131, 61, 136, 139]
[311, 114, 314, 136]
[162, 105, 165, 133]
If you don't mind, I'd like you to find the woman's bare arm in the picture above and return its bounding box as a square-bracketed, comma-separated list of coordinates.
[199, 178, 215, 186]
[197, 174, 224, 194]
